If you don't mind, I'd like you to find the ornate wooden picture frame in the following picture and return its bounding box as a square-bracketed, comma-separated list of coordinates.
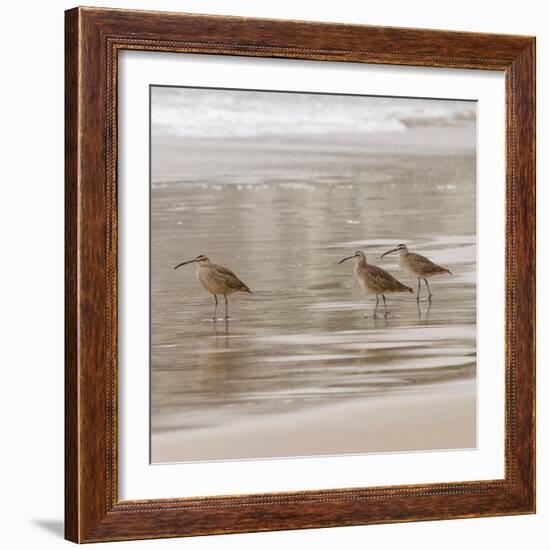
[65, 6, 535, 543]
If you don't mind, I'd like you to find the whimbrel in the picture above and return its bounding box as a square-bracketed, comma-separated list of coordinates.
[174, 255, 252, 320]
[381, 244, 452, 301]
[339, 250, 413, 318]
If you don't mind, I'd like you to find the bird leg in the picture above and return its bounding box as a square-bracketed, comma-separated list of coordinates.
[423, 278, 433, 300]
[382, 295, 389, 317]
[212, 294, 218, 320]
[372, 295, 379, 318]
[224, 295, 230, 320]
[416, 278, 422, 301]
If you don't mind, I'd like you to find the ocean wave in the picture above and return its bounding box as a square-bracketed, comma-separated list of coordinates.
[152, 86, 476, 139]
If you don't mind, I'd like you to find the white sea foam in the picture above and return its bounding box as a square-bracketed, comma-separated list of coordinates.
[151, 86, 476, 139]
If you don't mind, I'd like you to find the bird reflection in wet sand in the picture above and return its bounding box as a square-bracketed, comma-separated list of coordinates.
[381, 244, 452, 301]
[199, 321, 232, 396]
[339, 250, 413, 318]
[174, 255, 252, 320]
[416, 297, 433, 320]
[213, 318, 229, 337]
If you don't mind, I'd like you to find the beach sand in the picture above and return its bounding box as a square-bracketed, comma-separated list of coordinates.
[152, 379, 475, 462]
[152, 127, 476, 184]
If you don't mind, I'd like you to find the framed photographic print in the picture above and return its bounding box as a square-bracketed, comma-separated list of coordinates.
[65, 6, 536, 543]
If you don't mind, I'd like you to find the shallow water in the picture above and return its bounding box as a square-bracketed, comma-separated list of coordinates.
[150, 142, 477, 455]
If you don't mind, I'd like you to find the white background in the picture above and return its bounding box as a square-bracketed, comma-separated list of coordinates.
[0, 1, 546, 549]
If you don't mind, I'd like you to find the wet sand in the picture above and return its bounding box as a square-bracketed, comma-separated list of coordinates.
[151, 125, 477, 462]
[152, 379, 476, 462]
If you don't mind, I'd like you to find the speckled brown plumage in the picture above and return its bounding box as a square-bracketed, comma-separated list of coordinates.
[401, 252, 452, 277]
[355, 261, 413, 294]
[339, 250, 413, 318]
[381, 244, 452, 300]
[174, 255, 251, 319]
[196, 262, 252, 295]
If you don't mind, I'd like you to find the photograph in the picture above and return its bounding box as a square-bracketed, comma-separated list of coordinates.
[149, 86, 477, 463]
[53, 2, 538, 544]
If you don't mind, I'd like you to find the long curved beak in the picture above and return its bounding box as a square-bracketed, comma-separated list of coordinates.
[380, 247, 399, 259]
[174, 259, 196, 270]
[338, 255, 355, 265]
